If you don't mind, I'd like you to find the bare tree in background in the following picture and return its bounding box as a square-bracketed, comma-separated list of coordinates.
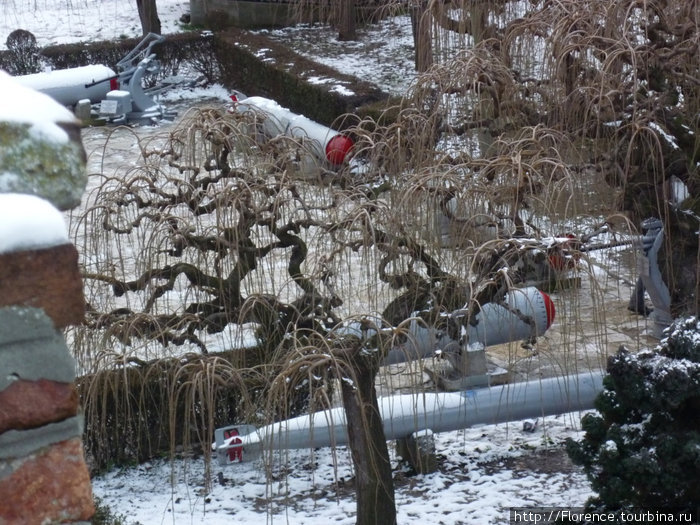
[398, 0, 698, 313]
[137, 0, 161, 35]
[410, 0, 433, 72]
[336, 0, 357, 40]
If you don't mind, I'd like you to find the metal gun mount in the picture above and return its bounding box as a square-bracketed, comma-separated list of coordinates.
[15, 33, 184, 125]
[335, 286, 555, 390]
[629, 217, 673, 338]
[98, 33, 179, 124]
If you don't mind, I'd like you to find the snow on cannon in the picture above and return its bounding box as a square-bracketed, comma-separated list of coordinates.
[14, 33, 177, 124]
[229, 94, 354, 167]
[14, 64, 117, 107]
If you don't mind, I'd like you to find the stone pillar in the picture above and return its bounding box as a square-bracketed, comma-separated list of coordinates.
[396, 429, 438, 474]
[0, 72, 93, 522]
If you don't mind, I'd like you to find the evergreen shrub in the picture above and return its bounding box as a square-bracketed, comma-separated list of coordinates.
[566, 317, 700, 511]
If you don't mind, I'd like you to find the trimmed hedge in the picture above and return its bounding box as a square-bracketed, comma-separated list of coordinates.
[214, 27, 388, 128]
[1, 31, 221, 85]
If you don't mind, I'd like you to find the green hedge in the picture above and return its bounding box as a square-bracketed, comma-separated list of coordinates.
[214, 27, 388, 128]
[1, 31, 221, 85]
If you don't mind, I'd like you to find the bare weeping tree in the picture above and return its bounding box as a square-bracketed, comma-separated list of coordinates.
[72, 0, 696, 521]
[512, 0, 699, 315]
[72, 93, 569, 522]
[402, 0, 699, 313]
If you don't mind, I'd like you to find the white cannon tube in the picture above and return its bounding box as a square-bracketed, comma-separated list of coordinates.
[15, 65, 116, 106]
[337, 287, 555, 365]
[215, 371, 603, 464]
[233, 95, 354, 165]
[389, 286, 554, 364]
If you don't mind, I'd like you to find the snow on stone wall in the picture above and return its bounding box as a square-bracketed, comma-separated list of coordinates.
[0, 75, 94, 522]
[0, 70, 87, 210]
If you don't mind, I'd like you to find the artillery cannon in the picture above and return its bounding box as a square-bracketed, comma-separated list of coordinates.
[15, 33, 179, 124]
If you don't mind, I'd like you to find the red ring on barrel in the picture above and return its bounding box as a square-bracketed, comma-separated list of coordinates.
[325, 135, 353, 165]
[539, 291, 556, 328]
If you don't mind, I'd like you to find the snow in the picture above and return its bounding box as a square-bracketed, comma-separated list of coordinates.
[0, 193, 68, 253]
[2, 2, 605, 522]
[601, 440, 617, 453]
[160, 83, 231, 103]
[649, 121, 679, 150]
[330, 84, 355, 96]
[1, 0, 190, 50]
[260, 16, 417, 95]
[12, 64, 115, 91]
[0, 70, 75, 143]
[92, 413, 594, 525]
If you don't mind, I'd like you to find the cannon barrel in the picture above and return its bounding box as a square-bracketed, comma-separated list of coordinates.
[215, 371, 603, 464]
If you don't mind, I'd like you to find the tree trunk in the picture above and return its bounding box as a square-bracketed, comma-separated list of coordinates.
[469, 0, 487, 45]
[137, 0, 161, 35]
[411, 1, 433, 72]
[337, 0, 357, 41]
[340, 348, 396, 525]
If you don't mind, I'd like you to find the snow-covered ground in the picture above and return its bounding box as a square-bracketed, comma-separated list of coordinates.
[260, 17, 417, 95]
[92, 412, 593, 524]
[1, 0, 190, 50]
[2, 3, 608, 523]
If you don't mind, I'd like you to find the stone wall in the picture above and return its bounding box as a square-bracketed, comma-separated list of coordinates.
[0, 72, 94, 523]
